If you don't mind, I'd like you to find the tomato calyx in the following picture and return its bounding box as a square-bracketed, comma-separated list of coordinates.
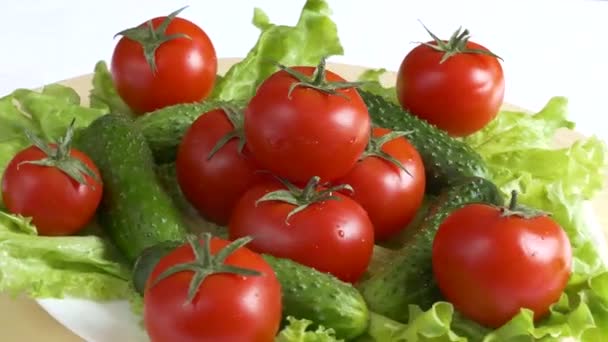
[500, 190, 548, 219]
[418, 21, 503, 64]
[151, 233, 262, 303]
[256, 176, 354, 223]
[18, 118, 100, 186]
[114, 6, 192, 74]
[361, 129, 414, 176]
[207, 105, 247, 160]
[275, 57, 365, 99]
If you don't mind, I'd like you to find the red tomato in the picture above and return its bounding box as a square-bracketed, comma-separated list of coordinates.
[335, 127, 425, 241]
[111, 7, 217, 114]
[1, 144, 102, 236]
[176, 107, 266, 225]
[245, 61, 371, 183]
[228, 178, 375, 283]
[396, 26, 504, 137]
[432, 196, 572, 328]
[144, 235, 282, 342]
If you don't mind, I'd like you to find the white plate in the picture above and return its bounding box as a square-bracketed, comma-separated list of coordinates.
[31, 60, 608, 342]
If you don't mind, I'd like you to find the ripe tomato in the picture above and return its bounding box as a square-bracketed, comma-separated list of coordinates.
[396, 26, 504, 137]
[111, 7, 217, 114]
[144, 234, 282, 342]
[1, 127, 102, 236]
[245, 59, 370, 183]
[176, 107, 266, 225]
[334, 127, 425, 241]
[228, 177, 375, 283]
[432, 193, 572, 328]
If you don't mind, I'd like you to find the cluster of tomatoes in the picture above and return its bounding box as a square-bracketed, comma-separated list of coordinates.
[175, 59, 427, 284]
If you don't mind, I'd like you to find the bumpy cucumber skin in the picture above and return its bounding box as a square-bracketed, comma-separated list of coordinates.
[262, 254, 369, 340]
[76, 114, 189, 263]
[360, 90, 489, 194]
[358, 177, 503, 322]
[135, 100, 232, 164]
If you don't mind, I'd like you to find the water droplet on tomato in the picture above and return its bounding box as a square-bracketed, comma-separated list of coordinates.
[338, 230, 345, 237]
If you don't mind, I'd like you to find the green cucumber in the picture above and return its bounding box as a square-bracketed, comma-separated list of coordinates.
[360, 90, 489, 193]
[132, 240, 182, 294]
[132, 245, 369, 340]
[358, 177, 503, 322]
[262, 254, 369, 340]
[76, 114, 189, 262]
[135, 100, 233, 164]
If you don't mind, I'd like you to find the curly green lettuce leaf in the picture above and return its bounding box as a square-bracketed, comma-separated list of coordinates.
[89, 60, 133, 116]
[356, 68, 398, 105]
[210, 0, 344, 102]
[0, 211, 131, 300]
[464, 97, 575, 155]
[275, 316, 343, 342]
[15, 89, 106, 142]
[39, 84, 81, 106]
[360, 280, 608, 342]
[361, 305, 469, 342]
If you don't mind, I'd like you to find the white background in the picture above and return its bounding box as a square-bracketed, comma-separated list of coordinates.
[1, 0, 607, 141]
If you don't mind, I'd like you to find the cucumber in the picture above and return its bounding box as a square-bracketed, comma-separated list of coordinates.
[358, 177, 503, 322]
[359, 90, 489, 193]
[135, 100, 233, 164]
[262, 254, 369, 340]
[132, 245, 369, 340]
[76, 114, 189, 262]
[132, 240, 182, 294]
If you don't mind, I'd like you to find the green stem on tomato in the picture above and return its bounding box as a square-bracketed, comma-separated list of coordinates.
[19, 118, 100, 186]
[207, 105, 247, 160]
[417, 20, 503, 64]
[255, 175, 353, 223]
[272, 57, 366, 99]
[150, 233, 261, 303]
[114, 7, 192, 74]
[360, 129, 414, 176]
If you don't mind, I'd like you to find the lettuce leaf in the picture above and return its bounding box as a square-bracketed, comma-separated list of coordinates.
[89, 61, 133, 116]
[275, 316, 343, 342]
[0, 211, 131, 300]
[361, 306, 470, 342]
[356, 68, 398, 105]
[359, 278, 608, 342]
[209, 0, 344, 102]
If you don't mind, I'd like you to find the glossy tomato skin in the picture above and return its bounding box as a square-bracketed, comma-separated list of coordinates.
[228, 181, 375, 283]
[176, 108, 266, 225]
[144, 237, 282, 342]
[245, 66, 371, 183]
[335, 127, 426, 241]
[396, 41, 504, 137]
[1, 146, 103, 236]
[432, 204, 572, 328]
[111, 16, 217, 114]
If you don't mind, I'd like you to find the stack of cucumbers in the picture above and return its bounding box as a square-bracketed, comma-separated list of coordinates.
[74, 88, 503, 340]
